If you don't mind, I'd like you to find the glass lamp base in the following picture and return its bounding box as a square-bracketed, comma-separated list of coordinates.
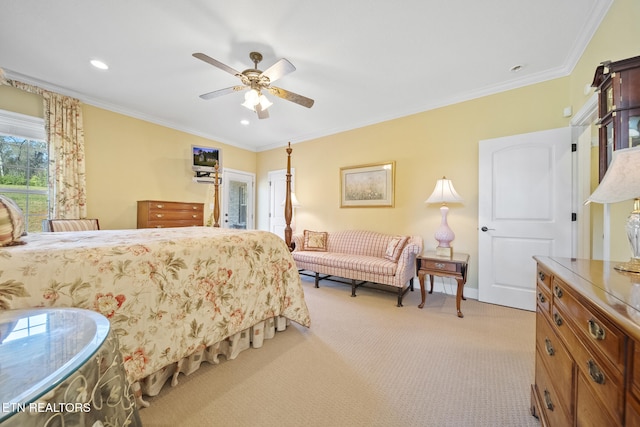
[615, 258, 640, 273]
[621, 206, 640, 273]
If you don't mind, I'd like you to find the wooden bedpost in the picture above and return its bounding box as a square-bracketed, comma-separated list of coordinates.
[284, 142, 295, 251]
[213, 163, 220, 227]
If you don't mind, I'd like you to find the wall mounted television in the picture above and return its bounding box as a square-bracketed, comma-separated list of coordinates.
[192, 145, 221, 177]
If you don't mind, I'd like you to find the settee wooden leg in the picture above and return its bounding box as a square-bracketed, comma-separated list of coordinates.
[409, 278, 414, 291]
[397, 288, 404, 307]
[351, 279, 357, 297]
[315, 272, 320, 288]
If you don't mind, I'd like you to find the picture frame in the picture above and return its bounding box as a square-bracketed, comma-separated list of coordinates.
[340, 161, 395, 208]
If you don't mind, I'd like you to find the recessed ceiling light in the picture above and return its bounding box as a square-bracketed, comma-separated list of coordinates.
[90, 59, 109, 70]
[509, 64, 523, 73]
[240, 119, 250, 126]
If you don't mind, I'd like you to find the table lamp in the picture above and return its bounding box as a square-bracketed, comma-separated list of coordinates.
[425, 176, 463, 257]
[281, 191, 301, 231]
[585, 145, 640, 272]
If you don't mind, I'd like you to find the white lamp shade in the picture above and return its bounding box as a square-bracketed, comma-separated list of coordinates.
[425, 177, 463, 204]
[281, 192, 300, 207]
[586, 145, 640, 204]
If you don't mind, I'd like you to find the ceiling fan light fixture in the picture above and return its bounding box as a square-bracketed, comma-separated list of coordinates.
[259, 94, 272, 110]
[241, 89, 260, 111]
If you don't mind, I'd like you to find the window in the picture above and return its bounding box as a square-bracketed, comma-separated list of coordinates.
[0, 110, 48, 233]
[2, 313, 48, 343]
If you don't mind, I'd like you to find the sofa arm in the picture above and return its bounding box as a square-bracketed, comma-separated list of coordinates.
[394, 236, 423, 285]
[291, 233, 304, 251]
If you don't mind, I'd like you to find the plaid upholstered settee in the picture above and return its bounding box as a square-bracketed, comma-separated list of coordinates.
[291, 230, 423, 306]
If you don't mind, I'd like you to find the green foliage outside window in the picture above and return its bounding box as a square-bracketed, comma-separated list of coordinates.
[0, 135, 49, 233]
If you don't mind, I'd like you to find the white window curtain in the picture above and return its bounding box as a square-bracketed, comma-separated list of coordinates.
[1, 71, 87, 218]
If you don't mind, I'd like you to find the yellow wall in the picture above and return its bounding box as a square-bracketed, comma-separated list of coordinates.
[1, 0, 639, 290]
[83, 105, 256, 229]
[0, 85, 43, 117]
[0, 85, 257, 230]
[258, 77, 570, 292]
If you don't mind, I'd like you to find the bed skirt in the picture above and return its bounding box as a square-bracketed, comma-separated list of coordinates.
[133, 316, 290, 408]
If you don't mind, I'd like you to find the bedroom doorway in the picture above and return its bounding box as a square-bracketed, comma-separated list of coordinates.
[222, 169, 255, 229]
[478, 127, 573, 311]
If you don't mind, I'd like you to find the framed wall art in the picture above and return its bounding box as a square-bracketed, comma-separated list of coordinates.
[340, 161, 395, 207]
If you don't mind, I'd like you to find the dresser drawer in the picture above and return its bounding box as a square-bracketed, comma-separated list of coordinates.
[145, 219, 202, 228]
[537, 264, 552, 290]
[552, 277, 625, 373]
[146, 209, 203, 221]
[576, 372, 618, 427]
[572, 334, 624, 424]
[420, 259, 460, 274]
[534, 352, 572, 427]
[145, 201, 202, 212]
[536, 311, 573, 416]
[537, 285, 551, 317]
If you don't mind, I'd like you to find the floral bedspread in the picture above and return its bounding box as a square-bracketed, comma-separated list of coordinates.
[0, 227, 311, 384]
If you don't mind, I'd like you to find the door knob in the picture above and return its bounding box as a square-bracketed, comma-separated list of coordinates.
[480, 226, 495, 232]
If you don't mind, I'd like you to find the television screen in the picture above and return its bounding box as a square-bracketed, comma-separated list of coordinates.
[192, 145, 221, 175]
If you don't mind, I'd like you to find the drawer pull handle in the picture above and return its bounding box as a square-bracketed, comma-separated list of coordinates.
[543, 390, 554, 411]
[587, 359, 605, 384]
[537, 292, 546, 304]
[538, 271, 546, 282]
[156, 204, 164, 209]
[553, 312, 563, 327]
[435, 263, 446, 269]
[553, 285, 563, 298]
[192, 214, 197, 218]
[588, 319, 606, 340]
[155, 214, 164, 218]
[192, 206, 198, 210]
[544, 338, 555, 356]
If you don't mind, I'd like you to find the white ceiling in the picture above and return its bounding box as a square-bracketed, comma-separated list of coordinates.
[1, 0, 612, 152]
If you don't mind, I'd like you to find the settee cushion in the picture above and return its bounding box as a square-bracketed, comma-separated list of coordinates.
[384, 236, 408, 262]
[303, 230, 328, 251]
[294, 251, 397, 276]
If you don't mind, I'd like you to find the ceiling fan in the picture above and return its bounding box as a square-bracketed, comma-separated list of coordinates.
[193, 51, 314, 119]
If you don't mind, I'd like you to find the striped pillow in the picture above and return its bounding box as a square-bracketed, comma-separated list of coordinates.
[0, 195, 26, 246]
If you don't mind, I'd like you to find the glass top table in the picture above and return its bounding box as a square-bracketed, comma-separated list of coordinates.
[0, 307, 140, 426]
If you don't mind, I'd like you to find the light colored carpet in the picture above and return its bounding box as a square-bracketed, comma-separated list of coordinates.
[139, 278, 540, 427]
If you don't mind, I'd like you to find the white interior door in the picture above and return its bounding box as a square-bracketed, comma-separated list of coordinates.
[268, 168, 294, 238]
[222, 169, 255, 229]
[478, 127, 572, 311]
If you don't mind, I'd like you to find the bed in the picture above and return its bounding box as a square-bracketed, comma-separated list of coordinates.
[0, 226, 311, 406]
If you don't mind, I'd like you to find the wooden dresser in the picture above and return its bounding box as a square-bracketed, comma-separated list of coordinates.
[532, 256, 640, 426]
[137, 200, 204, 228]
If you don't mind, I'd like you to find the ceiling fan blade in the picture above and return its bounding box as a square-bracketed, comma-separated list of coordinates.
[260, 58, 296, 83]
[267, 86, 314, 108]
[199, 85, 247, 100]
[255, 103, 269, 119]
[193, 52, 241, 77]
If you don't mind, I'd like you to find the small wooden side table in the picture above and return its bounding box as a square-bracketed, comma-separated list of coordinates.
[416, 251, 470, 318]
